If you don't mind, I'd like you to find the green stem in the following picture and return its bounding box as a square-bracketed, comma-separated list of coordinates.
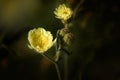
[64, 23, 68, 28]
[42, 54, 62, 80]
[64, 54, 68, 80]
[55, 63, 62, 80]
[42, 54, 56, 64]
[73, 0, 84, 20]
[54, 50, 61, 62]
[63, 23, 69, 80]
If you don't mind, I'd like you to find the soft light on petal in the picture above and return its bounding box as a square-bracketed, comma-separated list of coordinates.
[54, 4, 73, 21]
[28, 28, 54, 53]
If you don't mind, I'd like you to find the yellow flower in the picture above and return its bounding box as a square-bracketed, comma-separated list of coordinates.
[54, 4, 73, 21]
[28, 28, 54, 53]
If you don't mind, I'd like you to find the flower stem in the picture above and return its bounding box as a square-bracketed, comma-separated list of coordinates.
[55, 63, 62, 80]
[42, 54, 56, 64]
[73, 0, 84, 20]
[64, 54, 68, 80]
[64, 22, 68, 28]
[63, 23, 69, 80]
[42, 54, 62, 80]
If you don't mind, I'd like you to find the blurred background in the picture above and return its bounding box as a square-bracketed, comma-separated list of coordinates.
[0, 0, 120, 80]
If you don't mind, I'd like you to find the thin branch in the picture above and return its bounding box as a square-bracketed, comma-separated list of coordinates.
[42, 54, 56, 64]
[64, 54, 68, 80]
[42, 54, 62, 80]
[73, 0, 84, 19]
[55, 63, 62, 80]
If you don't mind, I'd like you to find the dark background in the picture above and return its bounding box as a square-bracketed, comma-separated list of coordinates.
[0, 0, 120, 80]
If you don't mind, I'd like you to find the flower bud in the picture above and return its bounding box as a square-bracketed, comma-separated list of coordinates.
[59, 27, 70, 37]
[63, 33, 74, 46]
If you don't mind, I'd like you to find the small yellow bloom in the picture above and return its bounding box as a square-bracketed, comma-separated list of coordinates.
[28, 28, 54, 53]
[54, 4, 73, 21]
